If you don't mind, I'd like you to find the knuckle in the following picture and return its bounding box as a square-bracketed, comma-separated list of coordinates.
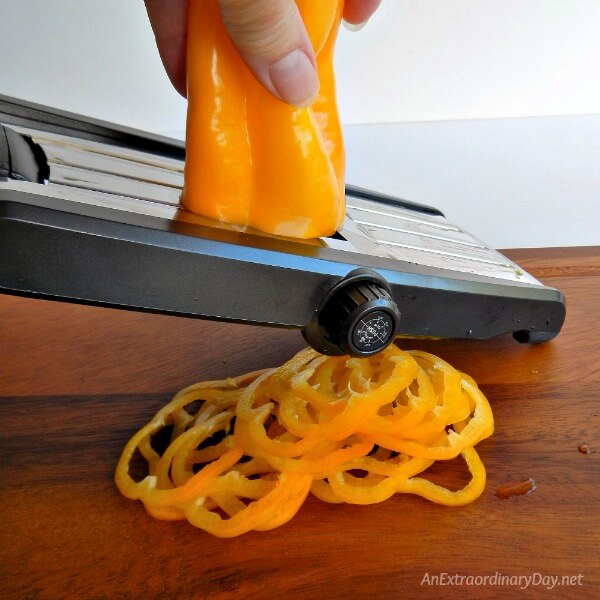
[219, 0, 302, 59]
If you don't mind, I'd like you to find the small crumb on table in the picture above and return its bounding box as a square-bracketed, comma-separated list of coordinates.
[495, 478, 537, 499]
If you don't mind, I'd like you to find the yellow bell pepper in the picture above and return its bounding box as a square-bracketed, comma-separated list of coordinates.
[181, 0, 346, 239]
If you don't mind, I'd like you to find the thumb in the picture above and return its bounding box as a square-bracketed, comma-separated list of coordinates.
[218, 0, 320, 107]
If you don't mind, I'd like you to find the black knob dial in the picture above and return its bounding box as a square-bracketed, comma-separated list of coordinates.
[321, 280, 400, 357]
[303, 269, 401, 358]
[352, 309, 396, 353]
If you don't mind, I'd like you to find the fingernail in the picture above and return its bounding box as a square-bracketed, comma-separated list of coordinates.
[269, 49, 320, 108]
[342, 19, 368, 32]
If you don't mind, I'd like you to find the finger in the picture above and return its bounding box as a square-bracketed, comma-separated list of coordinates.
[218, 0, 319, 107]
[343, 0, 382, 29]
[144, 0, 188, 97]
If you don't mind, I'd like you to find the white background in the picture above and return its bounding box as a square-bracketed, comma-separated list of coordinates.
[1, 1, 599, 248]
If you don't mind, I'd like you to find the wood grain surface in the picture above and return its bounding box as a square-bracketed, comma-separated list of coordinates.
[1, 246, 598, 599]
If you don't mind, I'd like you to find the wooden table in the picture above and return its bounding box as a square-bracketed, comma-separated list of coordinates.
[1, 246, 598, 599]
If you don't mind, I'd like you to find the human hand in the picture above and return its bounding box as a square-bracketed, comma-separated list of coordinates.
[144, 0, 381, 107]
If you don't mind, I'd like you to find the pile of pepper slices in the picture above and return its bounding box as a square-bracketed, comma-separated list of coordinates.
[115, 345, 494, 537]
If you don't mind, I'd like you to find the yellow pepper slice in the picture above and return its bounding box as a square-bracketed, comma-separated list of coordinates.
[115, 345, 494, 537]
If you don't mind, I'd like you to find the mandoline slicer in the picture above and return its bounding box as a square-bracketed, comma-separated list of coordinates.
[0, 95, 565, 358]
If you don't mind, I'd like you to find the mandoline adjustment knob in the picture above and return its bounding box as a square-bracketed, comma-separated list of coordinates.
[303, 269, 401, 358]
